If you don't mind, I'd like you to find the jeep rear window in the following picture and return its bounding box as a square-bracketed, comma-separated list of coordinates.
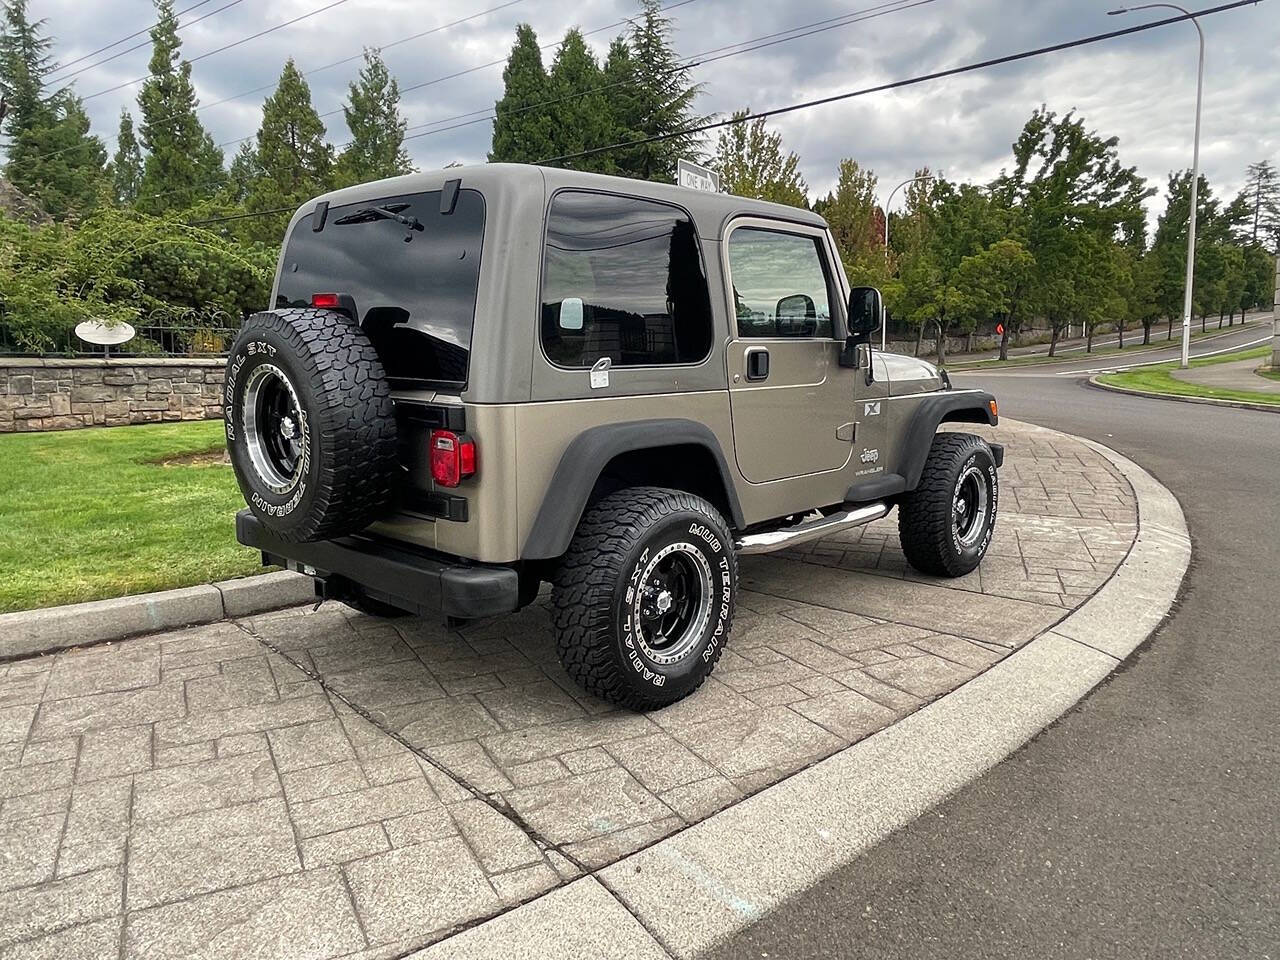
[540, 191, 713, 368]
[275, 189, 485, 388]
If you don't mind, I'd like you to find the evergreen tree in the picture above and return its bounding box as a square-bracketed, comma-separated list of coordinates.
[711, 110, 806, 207]
[1241, 159, 1280, 249]
[489, 24, 554, 163]
[225, 140, 258, 204]
[136, 0, 224, 213]
[0, 0, 47, 151]
[546, 29, 614, 173]
[334, 48, 412, 188]
[111, 108, 142, 205]
[601, 35, 639, 163]
[617, 0, 702, 180]
[0, 0, 106, 218]
[242, 59, 332, 242]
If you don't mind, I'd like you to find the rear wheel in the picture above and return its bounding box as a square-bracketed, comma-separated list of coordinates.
[898, 432, 999, 577]
[551, 487, 737, 710]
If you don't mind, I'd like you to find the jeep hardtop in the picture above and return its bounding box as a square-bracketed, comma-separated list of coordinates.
[226, 163, 1002, 709]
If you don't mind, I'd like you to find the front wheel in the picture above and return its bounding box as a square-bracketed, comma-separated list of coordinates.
[551, 487, 737, 710]
[898, 432, 999, 577]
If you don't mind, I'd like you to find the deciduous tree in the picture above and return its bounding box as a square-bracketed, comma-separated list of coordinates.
[819, 158, 880, 263]
[993, 107, 1151, 354]
[711, 110, 806, 207]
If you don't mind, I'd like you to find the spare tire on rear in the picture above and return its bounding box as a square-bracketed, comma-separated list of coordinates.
[224, 308, 399, 543]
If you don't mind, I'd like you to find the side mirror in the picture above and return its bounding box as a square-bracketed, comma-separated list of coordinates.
[846, 287, 882, 343]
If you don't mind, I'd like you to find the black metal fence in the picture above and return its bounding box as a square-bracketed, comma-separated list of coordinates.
[0, 306, 245, 358]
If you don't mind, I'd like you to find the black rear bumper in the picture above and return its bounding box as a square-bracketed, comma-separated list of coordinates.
[235, 510, 521, 619]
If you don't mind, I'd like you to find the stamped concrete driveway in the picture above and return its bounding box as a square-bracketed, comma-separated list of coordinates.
[0, 421, 1137, 959]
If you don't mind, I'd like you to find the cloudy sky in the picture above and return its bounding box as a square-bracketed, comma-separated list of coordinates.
[32, 0, 1279, 218]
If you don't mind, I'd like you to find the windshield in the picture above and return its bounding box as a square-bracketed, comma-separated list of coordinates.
[274, 188, 485, 388]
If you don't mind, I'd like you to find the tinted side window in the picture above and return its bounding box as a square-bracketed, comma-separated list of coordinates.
[728, 228, 835, 338]
[540, 191, 713, 368]
[276, 189, 484, 387]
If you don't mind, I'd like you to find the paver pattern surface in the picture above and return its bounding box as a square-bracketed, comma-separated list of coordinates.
[0, 422, 1137, 958]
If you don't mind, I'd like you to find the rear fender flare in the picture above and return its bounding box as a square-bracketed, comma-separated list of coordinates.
[521, 418, 746, 561]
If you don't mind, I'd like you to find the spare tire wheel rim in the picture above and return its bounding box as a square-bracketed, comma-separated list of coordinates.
[952, 462, 989, 549]
[633, 541, 715, 666]
[242, 363, 308, 495]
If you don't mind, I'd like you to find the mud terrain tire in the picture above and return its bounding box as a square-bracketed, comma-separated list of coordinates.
[898, 432, 999, 577]
[224, 308, 398, 543]
[552, 487, 737, 710]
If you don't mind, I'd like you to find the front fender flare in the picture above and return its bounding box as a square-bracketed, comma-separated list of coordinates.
[900, 390, 998, 490]
[521, 418, 746, 561]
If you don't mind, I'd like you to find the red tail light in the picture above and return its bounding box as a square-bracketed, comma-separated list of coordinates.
[429, 430, 476, 487]
[311, 292, 341, 309]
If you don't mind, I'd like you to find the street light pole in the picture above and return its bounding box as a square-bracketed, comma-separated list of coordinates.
[881, 174, 934, 351]
[1110, 3, 1204, 369]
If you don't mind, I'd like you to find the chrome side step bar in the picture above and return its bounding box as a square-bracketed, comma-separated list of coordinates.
[734, 502, 890, 556]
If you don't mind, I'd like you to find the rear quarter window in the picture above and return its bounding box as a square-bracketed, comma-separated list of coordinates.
[275, 189, 485, 388]
[540, 190, 713, 368]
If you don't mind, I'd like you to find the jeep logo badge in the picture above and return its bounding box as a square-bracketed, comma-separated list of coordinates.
[864, 401, 881, 417]
[860, 448, 880, 464]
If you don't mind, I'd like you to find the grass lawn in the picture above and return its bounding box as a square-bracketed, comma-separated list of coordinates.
[1257, 367, 1280, 383]
[0, 420, 264, 613]
[1096, 346, 1280, 407]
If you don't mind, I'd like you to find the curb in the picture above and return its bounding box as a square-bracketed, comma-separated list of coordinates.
[0, 571, 314, 661]
[1088, 374, 1280, 413]
[409, 427, 1191, 960]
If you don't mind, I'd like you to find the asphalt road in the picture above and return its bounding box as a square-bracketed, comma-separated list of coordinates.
[706, 334, 1280, 959]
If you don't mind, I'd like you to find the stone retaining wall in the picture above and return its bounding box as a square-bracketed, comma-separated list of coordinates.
[0, 357, 225, 432]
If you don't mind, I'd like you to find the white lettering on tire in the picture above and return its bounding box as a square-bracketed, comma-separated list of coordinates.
[621, 530, 732, 688]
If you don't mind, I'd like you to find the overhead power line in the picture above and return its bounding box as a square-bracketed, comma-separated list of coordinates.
[82, 0, 358, 101]
[196, 0, 524, 124]
[537, 0, 1262, 166]
[209, 0, 704, 154]
[190, 205, 295, 225]
[50, 0, 246, 84]
[10, 0, 524, 176]
[49, 0, 221, 75]
[396, 0, 936, 148]
[187, 0, 1260, 227]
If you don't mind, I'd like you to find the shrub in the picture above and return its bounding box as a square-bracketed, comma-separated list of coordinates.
[0, 207, 274, 354]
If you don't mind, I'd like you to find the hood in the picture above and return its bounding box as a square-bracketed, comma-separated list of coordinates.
[880, 353, 946, 396]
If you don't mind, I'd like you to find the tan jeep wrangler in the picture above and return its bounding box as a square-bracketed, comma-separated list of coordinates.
[226, 164, 1002, 710]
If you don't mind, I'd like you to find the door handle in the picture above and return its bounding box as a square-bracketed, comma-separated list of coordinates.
[745, 348, 770, 381]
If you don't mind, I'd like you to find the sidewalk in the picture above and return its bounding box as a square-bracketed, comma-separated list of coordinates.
[0, 421, 1151, 959]
[1171, 357, 1280, 394]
